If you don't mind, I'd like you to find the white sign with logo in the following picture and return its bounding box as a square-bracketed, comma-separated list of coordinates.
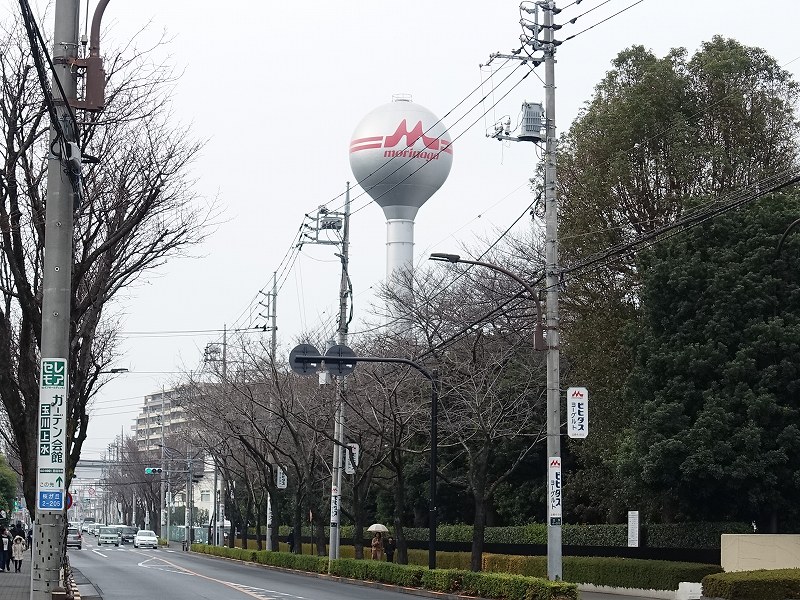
[276, 465, 288, 489]
[330, 485, 339, 526]
[344, 442, 360, 475]
[628, 510, 640, 547]
[567, 387, 589, 439]
[548, 456, 562, 526]
[37, 358, 68, 511]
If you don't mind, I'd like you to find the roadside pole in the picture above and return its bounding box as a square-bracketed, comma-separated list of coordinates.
[32, 0, 80, 597]
[329, 183, 351, 561]
[543, 0, 563, 581]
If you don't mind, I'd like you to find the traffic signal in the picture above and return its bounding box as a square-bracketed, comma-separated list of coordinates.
[144, 467, 163, 474]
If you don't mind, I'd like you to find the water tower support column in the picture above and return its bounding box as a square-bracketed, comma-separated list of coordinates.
[386, 218, 415, 274]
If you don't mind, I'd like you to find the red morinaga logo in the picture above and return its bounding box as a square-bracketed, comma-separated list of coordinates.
[350, 119, 453, 161]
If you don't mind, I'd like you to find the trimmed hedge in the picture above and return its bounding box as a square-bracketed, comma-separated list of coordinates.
[272, 522, 749, 549]
[192, 544, 577, 600]
[702, 568, 800, 600]
[481, 554, 722, 590]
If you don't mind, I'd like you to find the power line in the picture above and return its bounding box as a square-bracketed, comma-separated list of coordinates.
[561, 0, 647, 43]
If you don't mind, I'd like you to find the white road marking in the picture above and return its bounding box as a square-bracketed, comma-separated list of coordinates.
[91, 549, 107, 558]
[135, 555, 307, 600]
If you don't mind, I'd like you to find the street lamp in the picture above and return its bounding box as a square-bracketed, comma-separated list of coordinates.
[428, 252, 560, 577]
[428, 253, 545, 350]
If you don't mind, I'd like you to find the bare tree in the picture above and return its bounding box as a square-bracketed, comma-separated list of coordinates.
[382, 258, 548, 571]
[0, 15, 214, 512]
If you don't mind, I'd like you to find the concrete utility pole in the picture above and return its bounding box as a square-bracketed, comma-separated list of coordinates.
[266, 276, 277, 551]
[32, 0, 80, 596]
[160, 388, 166, 540]
[542, 0, 563, 581]
[329, 183, 351, 560]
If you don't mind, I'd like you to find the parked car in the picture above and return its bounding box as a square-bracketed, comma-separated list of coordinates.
[118, 526, 138, 545]
[97, 526, 120, 546]
[133, 530, 159, 549]
[66, 526, 82, 550]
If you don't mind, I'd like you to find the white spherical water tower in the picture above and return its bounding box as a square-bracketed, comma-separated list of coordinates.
[350, 96, 453, 277]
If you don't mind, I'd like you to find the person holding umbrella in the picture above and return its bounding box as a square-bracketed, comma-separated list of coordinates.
[367, 523, 388, 561]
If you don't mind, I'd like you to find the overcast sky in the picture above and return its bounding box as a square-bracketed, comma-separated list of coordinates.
[17, 1, 798, 460]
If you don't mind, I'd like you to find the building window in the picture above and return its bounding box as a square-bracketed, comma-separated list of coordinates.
[200, 490, 211, 502]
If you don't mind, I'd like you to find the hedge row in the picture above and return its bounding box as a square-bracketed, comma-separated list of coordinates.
[270, 522, 749, 549]
[198, 542, 721, 592]
[447, 553, 722, 591]
[192, 544, 577, 600]
[702, 568, 800, 600]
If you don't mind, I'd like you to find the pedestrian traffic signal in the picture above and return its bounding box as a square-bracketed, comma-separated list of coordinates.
[144, 467, 163, 474]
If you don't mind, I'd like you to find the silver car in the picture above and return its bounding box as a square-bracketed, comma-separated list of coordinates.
[97, 526, 120, 546]
[66, 527, 82, 549]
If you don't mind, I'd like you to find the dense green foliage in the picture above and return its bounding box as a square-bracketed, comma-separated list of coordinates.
[622, 193, 800, 526]
[556, 36, 800, 528]
[0, 456, 16, 515]
[702, 568, 800, 600]
[294, 522, 749, 549]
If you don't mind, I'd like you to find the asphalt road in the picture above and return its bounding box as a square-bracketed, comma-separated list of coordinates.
[69, 544, 434, 600]
[68, 544, 671, 600]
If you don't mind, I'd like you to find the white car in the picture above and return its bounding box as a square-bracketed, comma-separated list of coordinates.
[133, 530, 159, 549]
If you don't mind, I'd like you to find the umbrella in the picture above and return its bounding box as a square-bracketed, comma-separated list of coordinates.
[367, 523, 389, 533]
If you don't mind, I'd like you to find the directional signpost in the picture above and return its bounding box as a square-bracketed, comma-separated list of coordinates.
[37, 358, 68, 512]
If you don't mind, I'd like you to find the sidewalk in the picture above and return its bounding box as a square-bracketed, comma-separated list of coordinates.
[0, 557, 30, 600]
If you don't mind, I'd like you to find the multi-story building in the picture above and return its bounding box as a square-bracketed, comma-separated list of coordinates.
[131, 387, 221, 541]
[133, 388, 189, 453]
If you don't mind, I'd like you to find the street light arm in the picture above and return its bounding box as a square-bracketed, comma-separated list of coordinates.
[429, 254, 546, 351]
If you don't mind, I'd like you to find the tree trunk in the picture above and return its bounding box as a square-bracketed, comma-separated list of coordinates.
[470, 447, 490, 571]
[293, 488, 303, 553]
[270, 493, 281, 550]
[471, 494, 487, 572]
[314, 516, 326, 556]
[255, 504, 263, 551]
[392, 452, 408, 564]
[241, 497, 252, 549]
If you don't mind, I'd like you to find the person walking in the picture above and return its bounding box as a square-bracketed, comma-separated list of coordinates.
[11, 535, 25, 572]
[0, 527, 11, 572]
[370, 532, 384, 561]
[384, 536, 396, 562]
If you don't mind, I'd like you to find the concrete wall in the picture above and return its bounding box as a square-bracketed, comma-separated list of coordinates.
[721, 534, 800, 572]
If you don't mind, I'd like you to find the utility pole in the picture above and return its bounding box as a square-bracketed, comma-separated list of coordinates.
[485, 1, 561, 580]
[297, 187, 352, 561]
[329, 182, 351, 560]
[266, 277, 277, 551]
[32, 0, 80, 596]
[542, 0, 562, 581]
[185, 449, 191, 548]
[160, 388, 166, 542]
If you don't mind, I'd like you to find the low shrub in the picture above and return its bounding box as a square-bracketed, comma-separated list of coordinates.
[329, 558, 424, 587]
[483, 553, 721, 590]
[421, 569, 463, 593]
[702, 568, 800, 600]
[564, 557, 722, 591]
